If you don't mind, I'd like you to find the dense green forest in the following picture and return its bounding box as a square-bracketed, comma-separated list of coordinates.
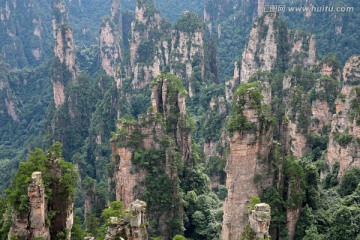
[0, 0, 360, 239]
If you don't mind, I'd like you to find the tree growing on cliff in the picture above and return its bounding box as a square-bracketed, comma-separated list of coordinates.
[3, 142, 78, 238]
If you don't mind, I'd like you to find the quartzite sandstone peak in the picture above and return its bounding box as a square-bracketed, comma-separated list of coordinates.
[110, 74, 192, 238]
[170, 12, 205, 97]
[129, 0, 170, 89]
[222, 83, 273, 240]
[326, 55, 360, 176]
[51, 0, 78, 107]
[8, 172, 50, 240]
[100, 0, 123, 89]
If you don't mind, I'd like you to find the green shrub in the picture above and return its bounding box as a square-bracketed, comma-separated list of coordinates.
[172, 235, 186, 240]
[335, 133, 353, 147]
[338, 167, 360, 197]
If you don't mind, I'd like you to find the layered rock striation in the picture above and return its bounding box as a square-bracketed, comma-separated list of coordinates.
[326, 56, 360, 176]
[171, 12, 205, 97]
[240, 13, 279, 84]
[129, 0, 170, 89]
[110, 73, 193, 238]
[222, 82, 273, 240]
[0, 61, 19, 122]
[51, 0, 78, 107]
[100, 0, 123, 89]
[0, 0, 48, 67]
[8, 172, 50, 240]
[128, 0, 207, 94]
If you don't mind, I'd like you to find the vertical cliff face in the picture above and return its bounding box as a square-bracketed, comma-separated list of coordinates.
[225, 13, 282, 102]
[223, 12, 328, 239]
[171, 12, 205, 97]
[310, 59, 340, 133]
[110, 73, 193, 238]
[288, 30, 316, 68]
[240, 13, 279, 83]
[7, 144, 77, 240]
[282, 74, 310, 158]
[28, 172, 50, 239]
[326, 56, 360, 176]
[51, 0, 78, 107]
[222, 82, 273, 240]
[47, 157, 74, 239]
[0, 62, 19, 122]
[0, 0, 49, 67]
[240, 13, 316, 85]
[310, 77, 338, 132]
[8, 172, 50, 240]
[281, 71, 313, 239]
[129, 0, 170, 89]
[100, 0, 123, 89]
[225, 61, 240, 102]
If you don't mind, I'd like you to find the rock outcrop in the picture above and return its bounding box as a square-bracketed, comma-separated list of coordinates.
[129, 0, 170, 89]
[326, 56, 360, 176]
[100, 0, 123, 89]
[222, 83, 273, 240]
[239, 13, 316, 85]
[51, 0, 78, 107]
[223, 14, 323, 239]
[0, 62, 19, 122]
[8, 172, 50, 240]
[310, 67, 339, 132]
[28, 172, 50, 239]
[7, 144, 77, 240]
[47, 156, 75, 240]
[240, 13, 279, 83]
[0, 0, 47, 67]
[225, 61, 240, 103]
[288, 30, 316, 68]
[110, 73, 193, 238]
[249, 203, 271, 239]
[282, 74, 310, 158]
[171, 12, 205, 97]
[104, 200, 148, 240]
[128, 0, 207, 94]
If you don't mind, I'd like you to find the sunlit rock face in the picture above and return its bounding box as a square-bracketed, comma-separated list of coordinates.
[104, 200, 148, 240]
[8, 172, 50, 240]
[51, 0, 78, 108]
[110, 75, 192, 238]
[100, 0, 123, 89]
[129, 0, 170, 89]
[222, 85, 273, 240]
[249, 203, 271, 239]
[326, 55, 360, 176]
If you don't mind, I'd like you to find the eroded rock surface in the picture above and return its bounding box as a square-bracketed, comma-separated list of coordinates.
[8, 172, 50, 240]
[249, 203, 271, 239]
[104, 200, 148, 240]
[51, 0, 78, 107]
[326, 56, 360, 176]
[222, 85, 273, 240]
[100, 0, 123, 88]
